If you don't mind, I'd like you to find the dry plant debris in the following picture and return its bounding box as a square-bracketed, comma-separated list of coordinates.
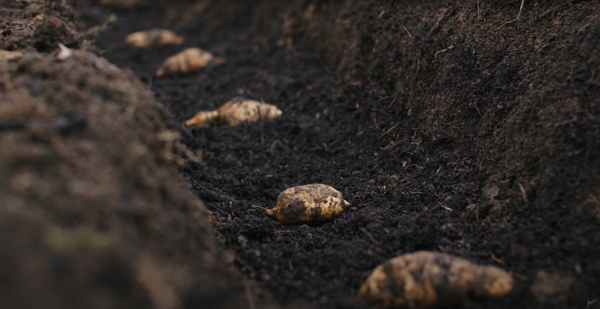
[156, 47, 223, 77]
[0, 50, 23, 61]
[125, 29, 184, 48]
[358, 251, 514, 309]
[185, 98, 282, 127]
[266, 184, 351, 224]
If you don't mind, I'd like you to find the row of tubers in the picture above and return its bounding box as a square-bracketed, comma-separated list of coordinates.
[124, 29, 223, 77]
[119, 23, 514, 309]
[124, 29, 280, 127]
[267, 184, 514, 308]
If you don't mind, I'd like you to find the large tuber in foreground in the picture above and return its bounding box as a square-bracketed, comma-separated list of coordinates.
[185, 98, 282, 127]
[266, 184, 350, 224]
[125, 29, 184, 48]
[358, 251, 514, 309]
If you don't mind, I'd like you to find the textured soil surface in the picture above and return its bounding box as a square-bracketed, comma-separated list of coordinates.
[0, 2, 245, 309]
[90, 0, 600, 308]
[1, 0, 599, 309]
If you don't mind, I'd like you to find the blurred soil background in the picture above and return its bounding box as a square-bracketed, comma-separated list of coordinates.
[1, 0, 599, 309]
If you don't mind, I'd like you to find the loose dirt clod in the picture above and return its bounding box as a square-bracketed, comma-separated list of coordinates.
[266, 184, 351, 224]
[125, 29, 185, 48]
[358, 251, 514, 309]
[56, 43, 72, 60]
[156, 47, 216, 77]
[185, 98, 282, 127]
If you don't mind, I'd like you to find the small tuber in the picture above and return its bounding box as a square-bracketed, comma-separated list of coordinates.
[125, 29, 184, 48]
[185, 98, 282, 127]
[266, 184, 350, 224]
[156, 47, 224, 77]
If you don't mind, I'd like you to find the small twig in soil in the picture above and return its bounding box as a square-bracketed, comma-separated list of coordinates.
[498, 0, 526, 29]
[250, 204, 269, 212]
[440, 204, 453, 212]
[517, 0, 525, 20]
[372, 111, 381, 130]
[380, 124, 398, 139]
[518, 183, 528, 203]
[471, 102, 483, 117]
[434, 45, 454, 58]
[403, 26, 413, 38]
[359, 227, 381, 245]
[489, 252, 506, 266]
[380, 140, 402, 151]
[243, 280, 255, 309]
[477, 0, 480, 20]
[82, 14, 117, 38]
[427, 7, 455, 38]
[388, 95, 398, 107]
[538, 1, 573, 19]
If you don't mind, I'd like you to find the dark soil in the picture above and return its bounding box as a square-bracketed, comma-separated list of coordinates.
[1, 0, 598, 308]
[87, 0, 600, 308]
[0, 2, 245, 309]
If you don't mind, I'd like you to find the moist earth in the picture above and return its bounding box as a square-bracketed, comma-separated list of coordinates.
[1, 0, 599, 309]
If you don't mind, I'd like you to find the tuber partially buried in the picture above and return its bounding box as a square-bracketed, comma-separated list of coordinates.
[266, 184, 350, 224]
[125, 29, 184, 48]
[358, 251, 514, 309]
[185, 98, 282, 127]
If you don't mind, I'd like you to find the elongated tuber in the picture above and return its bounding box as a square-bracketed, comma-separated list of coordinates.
[358, 251, 514, 309]
[185, 98, 282, 127]
[156, 48, 222, 77]
[125, 29, 184, 48]
[266, 184, 350, 224]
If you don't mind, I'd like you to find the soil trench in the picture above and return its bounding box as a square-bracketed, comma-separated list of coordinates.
[81, 0, 598, 309]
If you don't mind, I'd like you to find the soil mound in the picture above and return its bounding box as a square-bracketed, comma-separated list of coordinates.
[0, 2, 246, 309]
[1, 0, 598, 309]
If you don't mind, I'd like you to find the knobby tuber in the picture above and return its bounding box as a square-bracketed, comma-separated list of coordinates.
[125, 29, 184, 48]
[185, 98, 282, 127]
[266, 184, 350, 224]
[358, 251, 514, 309]
[156, 48, 224, 77]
